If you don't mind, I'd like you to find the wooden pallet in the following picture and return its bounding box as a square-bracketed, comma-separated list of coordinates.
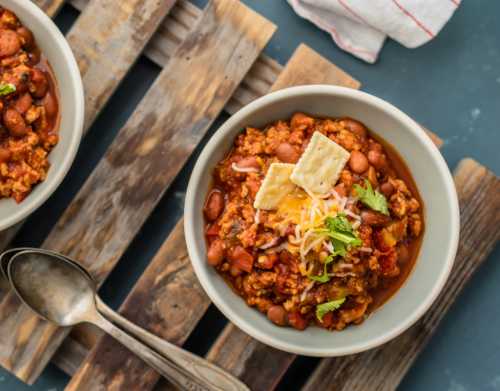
[0, 0, 497, 390]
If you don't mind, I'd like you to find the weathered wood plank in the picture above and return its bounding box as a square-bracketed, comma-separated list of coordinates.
[32, 0, 66, 18]
[67, 0, 177, 134]
[0, 0, 275, 385]
[303, 158, 500, 391]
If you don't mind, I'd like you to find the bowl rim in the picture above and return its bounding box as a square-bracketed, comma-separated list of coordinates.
[0, 0, 85, 231]
[184, 85, 460, 356]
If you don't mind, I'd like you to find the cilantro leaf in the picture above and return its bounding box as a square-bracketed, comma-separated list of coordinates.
[316, 297, 346, 322]
[353, 179, 389, 215]
[325, 214, 351, 232]
[0, 83, 16, 96]
[309, 255, 334, 283]
[331, 238, 347, 257]
[324, 214, 362, 248]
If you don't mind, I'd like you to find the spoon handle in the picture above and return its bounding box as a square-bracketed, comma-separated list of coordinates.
[95, 298, 249, 391]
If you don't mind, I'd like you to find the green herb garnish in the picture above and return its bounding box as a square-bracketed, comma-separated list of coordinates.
[309, 255, 334, 283]
[316, 298, 346, 322]
[308, 214, 361, 283]
[325, 214, 362, 247]
[353, 179, 389, 215]
[0, 83, 16, 96]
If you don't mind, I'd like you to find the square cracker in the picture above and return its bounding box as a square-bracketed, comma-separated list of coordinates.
[291, 131, 350, 194]
[254, 163, 296, 210]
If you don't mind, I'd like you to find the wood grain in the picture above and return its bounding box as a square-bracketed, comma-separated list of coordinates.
[0, 0, 275, 384]
[303, 158, 500, 391]
[32, 0, 66, 18]
[66, 0, 177, 134]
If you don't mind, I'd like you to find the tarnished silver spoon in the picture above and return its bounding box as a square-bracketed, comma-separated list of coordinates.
[5, 249, 249, 391]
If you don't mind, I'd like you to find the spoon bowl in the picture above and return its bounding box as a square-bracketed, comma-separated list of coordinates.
[8, 250, 96, 326]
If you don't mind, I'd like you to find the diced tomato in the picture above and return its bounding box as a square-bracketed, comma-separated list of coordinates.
[374, 229, 396, 252]
[206, 223, 220, 237]
[228, 246, 254, 273]
[288, 311, 308, 330]
[379, 248, 399, 277]
[319, 312, 334, 329]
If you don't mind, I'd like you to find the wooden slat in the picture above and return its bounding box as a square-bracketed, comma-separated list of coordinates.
[270, 45, 360, 91]
[0, 0, 275, 385]
[67, 0, 177, 134]
[32, 0, 66, 18]
[303, 158, 500, 391]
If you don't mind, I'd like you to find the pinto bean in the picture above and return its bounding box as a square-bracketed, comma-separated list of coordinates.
[367, 149, 387, 170]
[30, 68, 48, 98]
[380, 181, 395, 197]
[13, 93, 32, 114]
[275, 142, 300, 163]
[3, 108, 27, 137]
[267, 305, 288, 326]
[343, 118, 367, 138]
[0, 29, 21, 58]
[288, 311, 307, 330]
[16, 27, 34, 48]
[348, 150, 369, 173]
[207, 239, 224, 266]
[236, 156, 259, 169]
[0, 147, 11, 163]
[42, 91, 58, 118]
[361, 210, 391, 226]
[204, 190, 224, 221]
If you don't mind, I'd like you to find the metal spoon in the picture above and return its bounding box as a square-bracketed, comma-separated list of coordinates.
[5, 249, 249, 391]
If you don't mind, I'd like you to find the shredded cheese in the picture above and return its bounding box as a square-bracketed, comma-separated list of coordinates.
[231, 162, 259, 173]
[254, 209, 260, 225]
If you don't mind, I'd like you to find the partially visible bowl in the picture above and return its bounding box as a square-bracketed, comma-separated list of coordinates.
[0, 0, 84, 231]
[185, 85, 460, 357]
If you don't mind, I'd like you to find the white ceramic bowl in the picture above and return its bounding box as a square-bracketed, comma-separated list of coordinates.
[0, 1, 84, 231]
[185, 85, 459, 357]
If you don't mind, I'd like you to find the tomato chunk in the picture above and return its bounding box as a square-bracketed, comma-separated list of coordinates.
[228, 246, 254, 273]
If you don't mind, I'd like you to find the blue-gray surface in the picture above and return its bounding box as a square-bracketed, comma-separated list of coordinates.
[1, 0, 499, 390]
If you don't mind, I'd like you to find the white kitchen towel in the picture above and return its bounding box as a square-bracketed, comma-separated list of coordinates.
[287, 0, 461, 63]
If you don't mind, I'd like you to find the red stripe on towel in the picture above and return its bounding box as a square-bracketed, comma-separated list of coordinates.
[391, 0, 435, 38]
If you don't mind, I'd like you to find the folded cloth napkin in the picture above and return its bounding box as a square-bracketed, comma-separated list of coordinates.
[287, 0, 461, 63]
